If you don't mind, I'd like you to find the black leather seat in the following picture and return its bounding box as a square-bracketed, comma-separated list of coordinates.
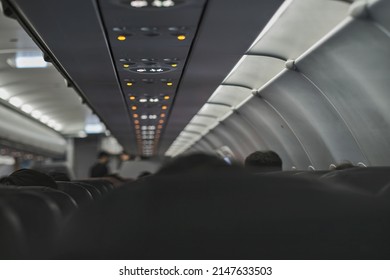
[320, 167, 390, 195]
[57, 181, 93, 206]
[0, 189, 62, 259]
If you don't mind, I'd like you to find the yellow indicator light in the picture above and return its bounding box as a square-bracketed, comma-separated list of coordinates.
[131, 106, 137, 110]
[123, 64, 130, 68]
[177, 35, 186, 41]
[134, 120, 140, 125]
[133, 114, 139, 118]
[166, 82, 173, 86]
[159, 120, 164, 124]
[127, 82, 133, 86]
[130, 96, 136, 101]
[164, 95, 170, 100]
[160, 113, 166, 118]
[171, 63, 178, 67]
[117, 35, 126, 41]
[162, 105, 167, 110]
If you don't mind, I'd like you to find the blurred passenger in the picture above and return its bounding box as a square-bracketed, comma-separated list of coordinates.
[156, 153, 230, 175]
[244, 150, 282, 172]
[0, 168, 58, 189]
[89, 151, 110, 178]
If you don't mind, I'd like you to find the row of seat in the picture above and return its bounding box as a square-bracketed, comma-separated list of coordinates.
[56, 166, 390, 259]
[263, 167, 390, 196]
[0, 179, 115, 259]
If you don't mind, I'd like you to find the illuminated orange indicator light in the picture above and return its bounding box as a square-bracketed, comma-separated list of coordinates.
[159, 120, 164, 124]
[117, 35, 126, 41]
[160, 113, 166, 118]
[133, 114, 139, 118]
[157, 125, 163, 129]
[131, 106, 137, 110]
[134, 120, 140, 125]
[127, 82, 133, 86]
[135, 125, 140, 129]
[166, 82, 173, 86]
[162, 105, 168, 110]
[177, 35, 186, 41]
[130, 96, 136, 101]
[164, 95, 170, 100]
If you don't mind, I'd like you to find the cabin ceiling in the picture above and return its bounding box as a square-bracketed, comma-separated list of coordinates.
[2, 0, 284, 156]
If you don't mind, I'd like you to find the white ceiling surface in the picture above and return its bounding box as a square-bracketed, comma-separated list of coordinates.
[166, 0, 350, 157]
[0, 9, 89, 136]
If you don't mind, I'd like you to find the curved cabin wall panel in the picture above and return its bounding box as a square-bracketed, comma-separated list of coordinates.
[207, 85, 252, 107]
[296, 18, 390, 166]
[236, 98, 312, 170]
[248, 0, 350, 60]
[368, 0, 390, 32]
[218, 114, 270, 162]
[258, 70, 366, 168]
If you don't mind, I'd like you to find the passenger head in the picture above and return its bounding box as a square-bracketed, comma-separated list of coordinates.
[244, 150, 282, 172]
[97, 151, 110, 164]
[157, 153, 230, 175]
[0, 169, 58, 189]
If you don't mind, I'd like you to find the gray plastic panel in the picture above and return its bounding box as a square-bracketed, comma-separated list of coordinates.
[248, 0, 349, 60]
[369, 0, 390, 32]
[259, 70, 366, 168]
[198, 103, 232, 119]
[223, 56, 285, 89]
[237, 97, 312, 169]
[208, 85, 252, 107]
[296, 19, 390, 165]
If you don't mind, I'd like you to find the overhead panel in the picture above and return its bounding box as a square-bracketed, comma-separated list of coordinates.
[98, 0, 207, 157]
[223, 56, 285, 90]
[248, 0, 349, 60]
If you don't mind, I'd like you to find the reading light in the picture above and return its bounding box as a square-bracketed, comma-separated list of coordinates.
[130, 0, 148, 8]
[130, 96, 136, 101]
[177, 35, 186, 41]
[133, 114, 139, 118]
[134, 120, 140, 124]
[9, 97, 23, 108]
[40, 115, 49, 124]
[127, 82, 133, 86]
[159, 120, 164, 124]
[160, 113, 166, 118]
[141, 115, 148, 120]
[139, 98, 148, 103]
[135, 125, 140, 129]
[123, 64, 130, 68]
[164, 95, 170, 100]
[157, 125, 163, 129]
[166, 82, 173, 86]
[21, 104, 33, 113]
[32, 110, 42, 119]
[54, 124, 63, 131]
[171, 63, 178, 67]
[162, 105, 167, 110]
[131, 106, 137, 110]
[117, 35, 126, 41]
[0, 89, 10, 100]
